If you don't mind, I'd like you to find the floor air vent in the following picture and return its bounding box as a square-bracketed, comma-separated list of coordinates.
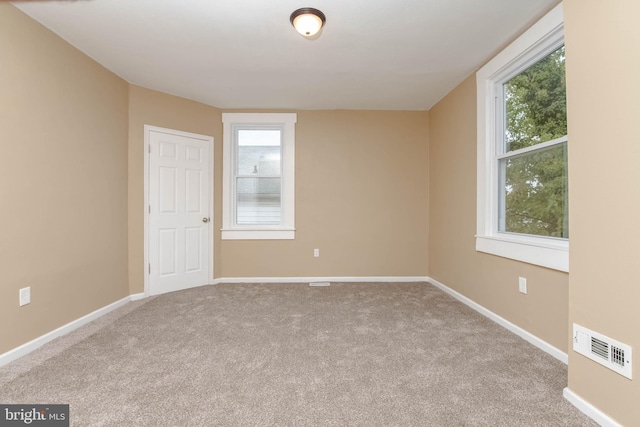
[309, 282, 330, 287]
[573, 323, 632, 379]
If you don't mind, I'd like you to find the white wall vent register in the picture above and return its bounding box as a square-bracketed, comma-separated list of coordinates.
[573, 323, 632, 379]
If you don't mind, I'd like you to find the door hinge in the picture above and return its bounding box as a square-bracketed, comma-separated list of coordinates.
[149, 205, 151, 214]
[148, 263, 151, 274]
[148, 145, 151, 154]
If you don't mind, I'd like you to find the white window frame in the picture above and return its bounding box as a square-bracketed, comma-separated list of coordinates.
[476, 4, 568, 272]
[222, 113, 296, 240]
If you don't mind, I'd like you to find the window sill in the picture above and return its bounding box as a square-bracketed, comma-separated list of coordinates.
[476, 234, 568, 272]
[221, 228, 295, 240]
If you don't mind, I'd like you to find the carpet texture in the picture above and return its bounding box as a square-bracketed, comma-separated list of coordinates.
[0, 282, 595, 426]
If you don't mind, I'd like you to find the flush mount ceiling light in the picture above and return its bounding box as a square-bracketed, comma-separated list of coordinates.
[290, 7, 326, 38]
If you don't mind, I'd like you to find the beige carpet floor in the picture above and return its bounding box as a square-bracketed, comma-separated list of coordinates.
[0, 282, 595, 426]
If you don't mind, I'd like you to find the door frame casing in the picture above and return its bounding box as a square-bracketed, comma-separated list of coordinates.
[143, 125, 214, 297]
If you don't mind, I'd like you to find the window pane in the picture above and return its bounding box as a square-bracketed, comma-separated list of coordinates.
[504, 45, 566, 152]
[500, 143, 568, 238]
[237, 130, 281, 176]
[236, 177, 281, 225]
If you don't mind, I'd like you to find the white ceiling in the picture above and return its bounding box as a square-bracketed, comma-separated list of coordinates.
[13, 0, 558, 110]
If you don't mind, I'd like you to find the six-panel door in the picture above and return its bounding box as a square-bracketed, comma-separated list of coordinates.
[149, 130, 210, 295]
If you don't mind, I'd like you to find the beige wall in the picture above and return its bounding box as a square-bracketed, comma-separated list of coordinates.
[428, 75, 570, 352]
[565, 0, 640, 424]
[0, 8, 429, 354]
[128, 85, 222, 294]
[5, 5, 638, 424]
[219, 110, 429, 278]
[0, 5, 129, 353]
[9, 7, 614, 421]
[128, 104, 429, 290]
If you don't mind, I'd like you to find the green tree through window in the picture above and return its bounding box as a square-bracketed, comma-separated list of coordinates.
[501, 46, 567, 238]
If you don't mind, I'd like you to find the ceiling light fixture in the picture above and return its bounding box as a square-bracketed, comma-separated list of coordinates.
[290, 7, 326, 38]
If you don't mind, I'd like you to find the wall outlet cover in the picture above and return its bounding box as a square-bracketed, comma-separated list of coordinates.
[19, 287, 31, 306]
[518, 277, 527, 294]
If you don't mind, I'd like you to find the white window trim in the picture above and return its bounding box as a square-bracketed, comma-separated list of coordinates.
[222, 113, 296, 240]
[476, 4, 568, 272]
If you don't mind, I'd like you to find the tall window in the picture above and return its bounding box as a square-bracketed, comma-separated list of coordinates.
[476, 4, 568, 271]
[500, 45, 567, 238]
[222, 113, 296, 240]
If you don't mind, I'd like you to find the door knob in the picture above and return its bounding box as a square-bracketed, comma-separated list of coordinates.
[202, 217, 210, 223]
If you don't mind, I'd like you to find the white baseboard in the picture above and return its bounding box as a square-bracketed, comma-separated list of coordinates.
[212, 276, 429, 284]
[563, 388, 621, 427]
[426, 277, 568, 364]
[0, 294, 141, 367]
[130, 292, 146, 301]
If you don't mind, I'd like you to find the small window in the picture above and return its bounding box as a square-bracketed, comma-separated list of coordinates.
[222, 113, 296, 240]
[476, 4, 568, 271]
[235, 129, 282, 225]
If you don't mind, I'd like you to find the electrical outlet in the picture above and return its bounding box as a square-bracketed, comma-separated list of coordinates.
[518, 277, 527, 294]
[313, 248, 320, 257]
[19, 286, 31, 306]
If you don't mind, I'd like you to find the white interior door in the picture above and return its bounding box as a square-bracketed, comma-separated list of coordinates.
[148, 129, 211, 295]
